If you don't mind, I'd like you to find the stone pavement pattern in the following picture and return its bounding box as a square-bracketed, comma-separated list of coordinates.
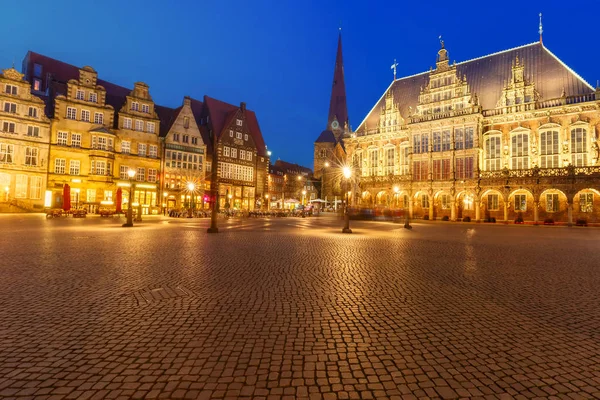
[0, 215, 599, 399]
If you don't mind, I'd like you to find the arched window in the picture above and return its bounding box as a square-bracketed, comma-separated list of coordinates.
[571, 127, 587, 166]
[484, 135, 502, 171]
[539, 129, 560, 168]
[511, 131, 529, 169]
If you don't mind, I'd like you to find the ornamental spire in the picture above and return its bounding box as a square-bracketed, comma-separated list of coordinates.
[327, 30, 349, 133]
[539, 13, 543, 43]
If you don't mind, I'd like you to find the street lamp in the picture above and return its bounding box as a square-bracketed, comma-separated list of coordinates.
[163, 192, 168, 216]
[123, 169, 136, 227]
[342, 166, 352, 233]
[187, 182, 196, 218]
[322, 162, 329, 203]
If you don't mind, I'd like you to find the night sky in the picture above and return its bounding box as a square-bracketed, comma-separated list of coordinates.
[2, 0, 598, 168]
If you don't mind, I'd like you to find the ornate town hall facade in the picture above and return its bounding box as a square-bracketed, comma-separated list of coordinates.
[320, 36, 600, 225]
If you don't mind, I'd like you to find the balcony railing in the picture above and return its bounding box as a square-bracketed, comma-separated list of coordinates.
[483, 93, 598, 117]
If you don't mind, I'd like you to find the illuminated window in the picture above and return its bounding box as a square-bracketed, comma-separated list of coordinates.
[368, 149, 378, 176]
[69, 160, 80, 175]
[236, 131, 242, 139]
[81, 110, 90, 122]
[33, 79, 42, 91]
[433, 132, 441, 152]
[247, 152, 252, 162]
[442, 130, 451, 151]
[487, 194, 499, 211]
[89, 92, 97, 103]
[123, 118, 132, 129]
[231, 148, 237, 158]
[71, 133, 81, 148]
[571, 128, 587, 166]
[136, 167, 145, 181]
[384, 147, 395, 175]
[57, 131, 68, 145]
[138, 143, 146, 156]
[131, 102, 139, 111]
[485, 136, 502, 171]
[94, 112, 104, 124]
[147, 122, 155, 133]
[148, 169, 157, 182]
[514, 194, 527, 211]
[540, 130, 559, 168]
[119, 165, 129, 180]
[240, 150, 245, 160]
[29, 176, 42, 200]
[236, 119, 242, 126]
[54, 158, 66, 174]
[15, 175, 27, 198]
[244, 134, 248, 141]
[76, 90, 85, 100]
[121, 141, 130, 154]
[580, 193, 593, 213]
[141, 104, 150, 113]
[440, 194, 450, 209]
[511, 132, 529, 169]
[135, 120, 143, 131]
[546, 193, 559, 212]
[66, 107, 76, 119]
[421, 194, 429, 208]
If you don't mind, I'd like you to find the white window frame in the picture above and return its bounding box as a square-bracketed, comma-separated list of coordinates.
[89, 92, 97, 103]
[54, 158, 66, 174]
[510, 130, 529, 170]
[138, 143, 147, 156]
[570, 126, 588, 167]
[147, 122, 155, 133]
[123, 118, 132, 129]
[75, 90, 85, 100]
[485, 134, 502, 171]
[514, 194, 527, 212]
[539, 129, 560, 168]
[29, 176, 42, 199]
[71, 133, 81, 148]
[135, 120, 143, 131]
[66, 107, 77, 120]
[69, 160, 81, 175]
[94, 112, 104, 124]
[0, 143, 14, 163]
[25, 147, 38, 166]
[57, 131, 68, 145]
[149, 145, 157, 158]
[81, 109, 90, 122]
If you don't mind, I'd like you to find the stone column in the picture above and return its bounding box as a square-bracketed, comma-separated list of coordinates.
[567, 203, 573, 227]
[450, 201, 456, 221]
[475, 201, 481, 222]
[428, 200, 434, 220]
[503, 202, 509, 224]
[533, 201, 539, 225]
[409, 199, 414, 219]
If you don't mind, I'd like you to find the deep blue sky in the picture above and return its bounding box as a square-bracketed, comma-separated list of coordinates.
[2, 0, 598, 168]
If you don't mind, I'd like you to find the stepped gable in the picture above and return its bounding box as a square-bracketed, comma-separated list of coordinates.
[204, 95, 267, 157]
[357, 42, 595, 133]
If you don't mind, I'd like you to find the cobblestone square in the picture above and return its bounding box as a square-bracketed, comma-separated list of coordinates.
[1, 215, 599, 399]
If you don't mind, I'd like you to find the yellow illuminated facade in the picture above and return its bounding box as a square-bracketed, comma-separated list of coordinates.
[0, 67, 50, 212]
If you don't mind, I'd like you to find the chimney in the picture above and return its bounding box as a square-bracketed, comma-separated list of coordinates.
[240, 102, 246, 112]
[184, 96, 191, 106]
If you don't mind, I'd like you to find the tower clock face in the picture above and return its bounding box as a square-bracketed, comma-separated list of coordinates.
[331, 120, 339, 130]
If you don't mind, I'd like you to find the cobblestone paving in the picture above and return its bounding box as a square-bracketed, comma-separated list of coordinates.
[1, 214, 599, 399]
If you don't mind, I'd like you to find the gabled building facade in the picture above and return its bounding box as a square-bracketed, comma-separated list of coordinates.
[344, 38, 600, 225]
[202, 96, 269, 211]
[0, 67, 50, 212]
[157, 96, 207, 211]
[47, 66, 117, 211]
[114, 82, 161, 215]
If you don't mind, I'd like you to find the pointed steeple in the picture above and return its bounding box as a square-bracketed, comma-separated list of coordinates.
[327, 30, 349, 134]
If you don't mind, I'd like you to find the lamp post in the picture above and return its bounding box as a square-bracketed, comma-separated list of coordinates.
[302, 190, 306, 206]
[342, 166, 352, 233]
[265, 194, 269, 210]
[163, 192, 168, 215]
[322, 161, 329, 204]
[187, 182, 196, 218]
[122, 169, 136, 227]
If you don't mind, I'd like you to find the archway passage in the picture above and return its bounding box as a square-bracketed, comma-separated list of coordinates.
[573, 188, 600, 224]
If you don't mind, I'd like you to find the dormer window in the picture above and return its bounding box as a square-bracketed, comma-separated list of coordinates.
[76, 90, 85, 100]
[131, 102, 139, 111]
[89, 93, 97, 103]
[4, 85, 17, 95]
[141, 104, 150, 113]
[236, 119, 242, 126]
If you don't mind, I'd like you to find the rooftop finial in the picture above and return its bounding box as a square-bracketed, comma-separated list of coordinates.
[391, 59, 398, 81]
[439, 35, 444, 49]
[539, 13, 543, 43]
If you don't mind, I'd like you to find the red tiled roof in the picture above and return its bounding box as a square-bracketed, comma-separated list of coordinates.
[204, 95, 267, 157]
[155, 105, 181, 138]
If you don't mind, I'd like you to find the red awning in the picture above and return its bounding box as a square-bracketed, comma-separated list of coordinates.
[116, 188, 122, 213]
[62, 184, 71, 211]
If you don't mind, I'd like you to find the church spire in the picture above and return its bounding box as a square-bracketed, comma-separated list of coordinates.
[327, 30, 349, 133]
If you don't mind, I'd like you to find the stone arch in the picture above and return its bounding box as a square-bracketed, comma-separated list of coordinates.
[361, 191, 373, 207]
[412, 190, 431, 219]
[454, 190, 477, 220]
[573, 188, 600, 223]
[375, 190, 390, 207]
[538, 188, 569, 223]
[480, 188, 505, 221]
[433, 190, 453, 219]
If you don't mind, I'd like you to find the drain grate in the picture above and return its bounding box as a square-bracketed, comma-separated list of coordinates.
[133, 285, 193, 305]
